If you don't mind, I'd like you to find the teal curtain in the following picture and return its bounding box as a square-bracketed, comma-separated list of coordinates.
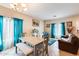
[19, 20, 23, 36]
[0, 16, 3, 51]
[14, 18, 23, 46]
[61, 22, 65, 37]
[51, 23, 56, 38]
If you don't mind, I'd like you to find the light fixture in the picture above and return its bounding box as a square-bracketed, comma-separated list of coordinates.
[10, 3, 28, 12]
[53, 15, 56, 17]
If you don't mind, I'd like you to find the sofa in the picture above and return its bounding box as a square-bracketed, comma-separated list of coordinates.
[58, 34, 79, 54]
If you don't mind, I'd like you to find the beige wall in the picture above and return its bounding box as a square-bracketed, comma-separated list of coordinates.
[0, 5, 44, 36]
[44, 15, 79, 37]
[0, 5, 33, 34]
[32, 19, 44, 37]
[38, 20, 44, 37]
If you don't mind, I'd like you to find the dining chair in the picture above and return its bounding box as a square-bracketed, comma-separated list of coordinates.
[43, 38, 49, 56]
[42, 32, 49, 56]
[34, 41, 44, 56]
[34, 38, 49, 56]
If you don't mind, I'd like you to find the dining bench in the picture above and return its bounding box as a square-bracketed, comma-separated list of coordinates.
[16, 43, 33, 56]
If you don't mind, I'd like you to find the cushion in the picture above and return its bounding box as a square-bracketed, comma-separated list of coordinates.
[16, 43, 33, 55]
[61, 34, 72, 42]
[61, 35, 69, 38]
[71, 35, 79, 45]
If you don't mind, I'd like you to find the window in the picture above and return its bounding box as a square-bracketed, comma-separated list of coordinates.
[51, 22, 65, 38]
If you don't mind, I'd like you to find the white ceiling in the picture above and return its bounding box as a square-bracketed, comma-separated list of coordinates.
[0, 3, 79, 20]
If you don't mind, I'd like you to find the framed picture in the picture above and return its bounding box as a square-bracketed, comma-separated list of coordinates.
[46, 24, 50, 28]
[77, 30, 79, 33]
[66, 21, 73, 33]
[66, 21, 72, 27]
[32, 19, 39, 27]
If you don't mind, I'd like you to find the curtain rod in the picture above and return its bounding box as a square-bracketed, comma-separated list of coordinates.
[0, 15, 23, 21]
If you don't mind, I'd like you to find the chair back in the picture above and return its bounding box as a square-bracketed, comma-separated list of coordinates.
[43, 38, 48, 55]
[42, 32, 49, 40]
[34, 42, 44, 56]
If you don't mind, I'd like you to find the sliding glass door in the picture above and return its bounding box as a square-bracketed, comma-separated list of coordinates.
[0, 16, 23, 51]
[51, 22, 65, 38]
[0, 16, 3, 51]
[3, 17, 14, 50]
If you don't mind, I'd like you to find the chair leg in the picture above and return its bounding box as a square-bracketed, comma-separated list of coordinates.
[46, 50, 49, 56]
[16, 46, 17, 53]
[44, 48, 49, 56]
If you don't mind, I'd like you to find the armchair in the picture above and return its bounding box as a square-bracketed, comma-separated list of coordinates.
[58, 34, 79, 54]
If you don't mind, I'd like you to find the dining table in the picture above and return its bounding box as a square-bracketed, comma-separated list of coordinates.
[19, 36, 45, 55]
